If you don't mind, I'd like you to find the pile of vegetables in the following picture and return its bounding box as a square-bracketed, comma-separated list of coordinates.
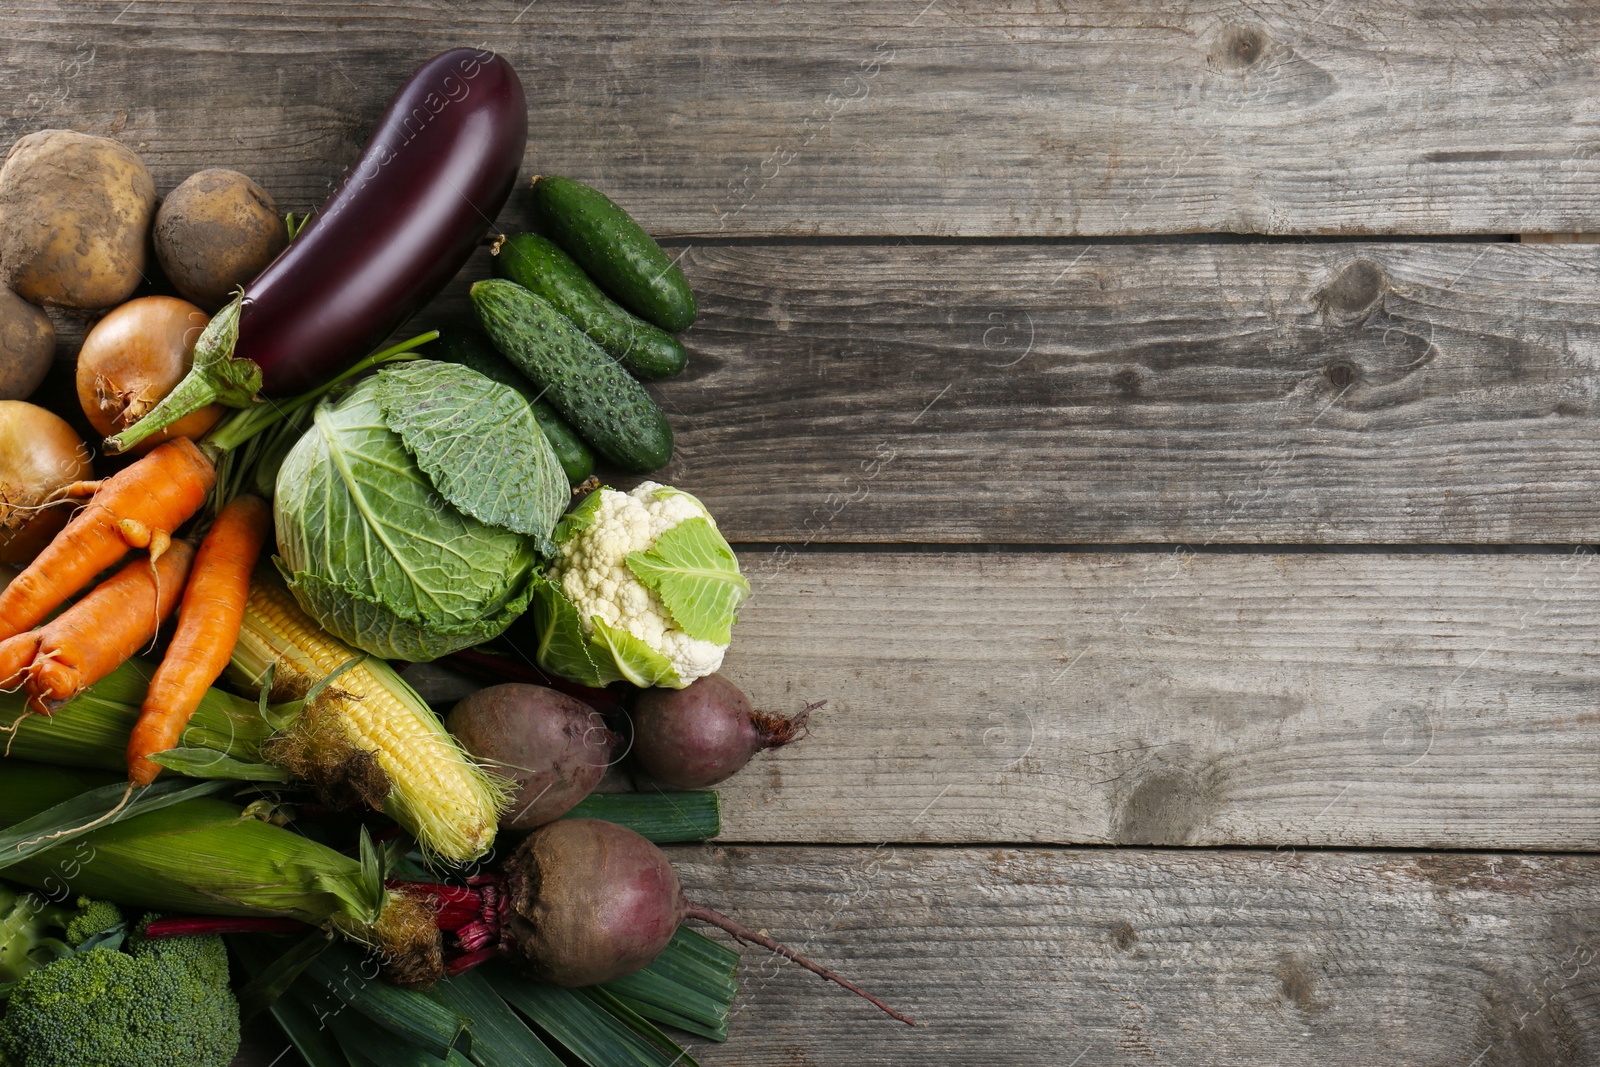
[0, 42, 906, 1066]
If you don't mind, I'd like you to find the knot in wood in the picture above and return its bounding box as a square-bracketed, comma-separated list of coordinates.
[1215, 25, 1267, 69]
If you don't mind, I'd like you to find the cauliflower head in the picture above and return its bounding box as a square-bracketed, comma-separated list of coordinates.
[533, 483, 748, 689]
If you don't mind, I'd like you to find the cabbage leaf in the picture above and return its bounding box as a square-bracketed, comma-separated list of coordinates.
[374, 360, 567, 550]
[274, 374, 543, 660]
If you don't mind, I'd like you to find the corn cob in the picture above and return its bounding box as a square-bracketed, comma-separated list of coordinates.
[228, 578, 509, 863]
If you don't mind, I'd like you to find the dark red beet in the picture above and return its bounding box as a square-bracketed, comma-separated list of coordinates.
[503, 818, 681, 986]
[502, 819, 913, 1024]
[631, 675, 815, 789]
[446, 684, 618, 829]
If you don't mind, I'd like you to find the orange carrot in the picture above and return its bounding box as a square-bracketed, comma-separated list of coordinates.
[0, 438, 214, 642]
[0, 540, 196, 715]
[127, 494, 272, 785]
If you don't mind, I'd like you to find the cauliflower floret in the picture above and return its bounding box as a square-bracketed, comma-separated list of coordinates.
[549, 483, 728, 683]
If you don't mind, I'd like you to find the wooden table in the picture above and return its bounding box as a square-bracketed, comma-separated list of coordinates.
[10, 2, 1600, 1062]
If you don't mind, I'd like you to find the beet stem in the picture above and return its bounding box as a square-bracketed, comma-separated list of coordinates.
[683, 902, 914, 1026]
[142, 916, 309, 939]
[443, 946, 499, 976]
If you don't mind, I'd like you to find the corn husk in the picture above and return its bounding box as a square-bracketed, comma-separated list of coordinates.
[0, 760, 441, 980]
[1, 657, 284, 776]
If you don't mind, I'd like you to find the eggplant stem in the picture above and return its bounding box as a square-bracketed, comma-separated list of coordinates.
[105, 293, 258, 455]
[683, 901, 916, 1026]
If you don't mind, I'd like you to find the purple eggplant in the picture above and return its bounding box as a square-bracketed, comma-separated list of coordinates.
[108, 47, 527, 453]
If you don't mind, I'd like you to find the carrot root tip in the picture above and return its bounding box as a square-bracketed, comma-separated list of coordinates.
[117, 517, 153, 549]
[14, 782, 136, 850]
[148, 528, 171, 565]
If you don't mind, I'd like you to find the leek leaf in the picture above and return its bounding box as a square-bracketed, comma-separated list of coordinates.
[429, 968, 565, 1067]
[562, 791, 720, 843]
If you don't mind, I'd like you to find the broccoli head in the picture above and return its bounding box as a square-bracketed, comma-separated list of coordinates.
[63, 899, 122, 948]
[0, 889, 120, 984]
[0, 930, 239, 1067]
[128, 916, 229, 988]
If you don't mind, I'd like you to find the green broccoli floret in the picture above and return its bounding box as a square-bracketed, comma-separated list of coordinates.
[0, 931, 239, 1067]
[128, 916, 229, 988]
[0, 888, 77, 984]
[63, 899, 122, 948]
[0, 887, 125, 985]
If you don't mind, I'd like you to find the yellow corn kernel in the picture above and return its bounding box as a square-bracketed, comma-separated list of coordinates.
[231, 579, 508, 862]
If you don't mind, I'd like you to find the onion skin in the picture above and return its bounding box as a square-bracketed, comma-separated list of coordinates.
[236, 48, 527, 394]
[0, 401, 91, 565]
[76, 295, 221, 454]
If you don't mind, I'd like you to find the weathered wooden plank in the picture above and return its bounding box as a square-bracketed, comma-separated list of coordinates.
[1523, 235, 1600, 244]
[44, 242, 1600, 546]
[673, 845, 1600, 1066]
[645, 241, 1600, 544]
[6, 2, 1600, 236]
[705, 551, 1600, 850]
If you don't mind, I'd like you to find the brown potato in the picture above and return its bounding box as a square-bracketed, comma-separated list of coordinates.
[153, 168, 287, 310]
[0, 130, 156, 309]
[0, 287, 54, 400]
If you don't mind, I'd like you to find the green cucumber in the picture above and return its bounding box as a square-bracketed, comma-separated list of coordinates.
[494, 232, 688, 380]
[527, 399, 596, 485]
[470, 279, 673, 473]
[432, 327, 595, 484]
[530, 176, 697, 333]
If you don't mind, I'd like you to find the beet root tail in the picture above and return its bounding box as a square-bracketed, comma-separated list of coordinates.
[751, 699, 822, 751]
[683, 901, 914, 1026]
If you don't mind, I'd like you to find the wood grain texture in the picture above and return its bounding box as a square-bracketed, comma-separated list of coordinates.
[5, 1, 1600, 237]
[644, 241, 1600, 544]
[46, 241, 1600, 547]
[702, 550, 1600, 850]
[407, 548, 1600, 850]
[673, 845, 1600, 1066]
